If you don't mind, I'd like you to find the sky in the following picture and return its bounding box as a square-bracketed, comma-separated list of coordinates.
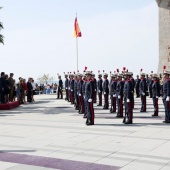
[0, 0, 159, 81]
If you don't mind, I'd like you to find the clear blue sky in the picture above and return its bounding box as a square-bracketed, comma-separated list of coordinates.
[0, 0, 158, 80]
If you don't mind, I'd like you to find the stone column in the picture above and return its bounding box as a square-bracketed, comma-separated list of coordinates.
[156, 0, 170, 72]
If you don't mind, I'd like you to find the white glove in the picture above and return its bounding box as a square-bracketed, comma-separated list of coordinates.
[104, 92, 106, 95]
[118, 95, 121, 99]
[71, 89, 73, 92]
[79, 93, 81, 96]
[66, 87, 68, 89]
[95, 89, 96, 91]
[113, 94, 116, 97]
[156, 96, 159, 99]
[98, 90, 101, 93]
[166, 96, 170, 101]
[68, 87, 70, 90]
[142, 92, 145, 96]
[127, 99, 130, 102]
[88, 98, 92, 102]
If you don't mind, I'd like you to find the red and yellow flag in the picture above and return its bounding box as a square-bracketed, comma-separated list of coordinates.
[73, 17, 82, 37]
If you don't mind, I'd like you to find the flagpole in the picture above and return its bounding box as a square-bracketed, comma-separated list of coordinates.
[76, 13, 79, 72]
[76, 36, 78, 72]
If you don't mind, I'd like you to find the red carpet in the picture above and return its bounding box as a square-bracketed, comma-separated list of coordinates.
[0, 101, 20, 110]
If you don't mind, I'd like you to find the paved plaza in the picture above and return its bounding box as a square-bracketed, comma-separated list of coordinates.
[0, 94, 170, 170]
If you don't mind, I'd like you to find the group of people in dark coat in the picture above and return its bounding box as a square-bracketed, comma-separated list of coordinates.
[0, 72, 15, 103]
[58, 70, 170, 125]
[0, 71, 36, 104]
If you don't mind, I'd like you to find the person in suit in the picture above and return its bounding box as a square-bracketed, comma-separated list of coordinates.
[123, 72, 134, 124]
[103, 73, 109, 109]
[57, 75, 63, 99]
[8, 73, 14, 102]
[110, 74, 117, 113]
[0, 72, 6, 103]
[97, 74, 103, 106]
[139, 73, 148, 112]
[27, 78, 33, 102]
[4, 74, 9, 103]
[152, 74, 160, 117]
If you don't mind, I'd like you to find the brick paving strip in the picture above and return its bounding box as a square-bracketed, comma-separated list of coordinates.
[0, 152, 120, 170]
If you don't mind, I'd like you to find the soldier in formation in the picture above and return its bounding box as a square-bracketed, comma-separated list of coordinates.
[61, 69, 169, 125]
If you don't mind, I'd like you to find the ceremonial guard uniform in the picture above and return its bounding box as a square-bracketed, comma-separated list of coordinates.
[152, 74, 160, 116]
[77, 74, 85, 114]
[123, 72, 134, 124]
[103, 73, 109, 109]
[130, 74, 135, 109]
[97, 74, 103, 106]
[140, 73, 147, 112]
[110, 74, 117, 113]
[135, 75, 140, 98]
[70, 75, 75, 104]
[162, 71, 170, 123]
[116, 74, 124, 117]
[149, 75, 154, 98]
[85, 71, 94, 125]
[57, 76, 63, 99]
[65, 74, 69, 101]
[67, 75, 71, 102]
[92, 74, 97, 103]
[74, 75, 79, 110]
[82, 76, 87, 118]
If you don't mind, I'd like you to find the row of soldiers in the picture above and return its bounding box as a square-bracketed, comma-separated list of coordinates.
[58, 70, 170, 125]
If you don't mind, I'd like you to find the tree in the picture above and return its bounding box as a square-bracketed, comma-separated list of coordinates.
[37, 74, 51, 84]
[0, 7, 4, 44]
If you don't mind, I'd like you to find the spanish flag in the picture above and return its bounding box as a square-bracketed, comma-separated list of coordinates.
[73, 17, 82, 37]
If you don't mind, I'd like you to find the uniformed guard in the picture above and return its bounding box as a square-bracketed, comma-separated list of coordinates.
[70, 74, 75, 104]
[97, 73, 103, 106]
[82, 74, 87, 118]
[135, 75, 140, 98]
[64, 73, 69, 101]
[57, 75, 63, 99]
[92, 74, 97, 103]
[123, 72, 133, 124]
[130, 73, 135, 109]
[77, 73, 85, 114]
[103, 73, 109, 109]
[162, 71, 170, 123]
[68, 73, 71, 102]
[116, 74, 124, 117]
[74, 74, 79, 110]
[149, 74, 154, 98]
[84, 71, 94, 125]
[110, 74, 117, 113]
[152, 74, 160, 117]
[139, 73, 147, 112]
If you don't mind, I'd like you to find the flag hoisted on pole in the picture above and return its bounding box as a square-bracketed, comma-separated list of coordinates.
[73, 14, 82, 72]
